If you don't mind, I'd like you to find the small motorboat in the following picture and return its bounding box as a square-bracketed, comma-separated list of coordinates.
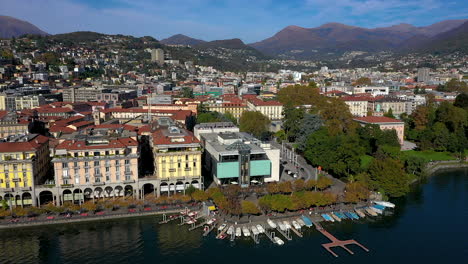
[188, 211, 198, 217]
[331, 213, 341, 222]
[274, 237, 284, 246]
[292, 220, 301, 230]
[349, 212, 360, 219]
[206, 218, 217, 225]
[296, 218, 305, 227]
[218, 223, 227, 232]
[242, 226, 251, 237]
[256, 224, 265, 233]
[278, 222, 286, 231]
[203, 226, 209, 232]
[267, 218, 277, 229]
[365, 207, 378, 216]
[374, 201, 395, 208]
[355, 208, 366, 218]
[235, 227, 242, 237]
[371, 206, 383, 214]
[227, 226, 234, 235]
[218, 233, 227, 240]
[251, 225, 259, 235]
[301, 215, 313, 227]
[344, 212, 354, 219]
[283, 221, 292, 229]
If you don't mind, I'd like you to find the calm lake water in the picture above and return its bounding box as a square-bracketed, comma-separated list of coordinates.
[1, 168, 467, 264]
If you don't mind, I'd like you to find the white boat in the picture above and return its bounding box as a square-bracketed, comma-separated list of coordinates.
[235, 227, 242, 237]
[296, 218, 305, 227]
[355, 209, 366, 218]
[242, 226, 251, 237]
[218, 223, 227, 232]
[227, 226, 234, 235]
[267, 219, 277, 229]
[251, 226, 259, 235]
[207, 218, 216, 225]
[365, 207, 378, 216]
[274, 237, 284, 246]
[374, 201, 396, 208]
[330, 213, 341, 222]
[188, 211, 198, 217]
[283, 221, 292, 229]
[370, 206, 383, 214]
[292, 221, 301, 230]
[256, 224, 265, 233]
[278, 222, 286, 231]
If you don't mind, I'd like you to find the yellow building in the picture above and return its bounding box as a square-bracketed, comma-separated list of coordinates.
[151, 122, 202, 192]
[0, 111, 29, 138]
[0, 134, 50, 206]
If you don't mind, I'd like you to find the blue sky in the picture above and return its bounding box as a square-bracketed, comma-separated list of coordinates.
[1, 0, 467, 42]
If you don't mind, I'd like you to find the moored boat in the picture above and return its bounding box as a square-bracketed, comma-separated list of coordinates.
[371, 206, 383, 214]
[274, 237, 284, 246]
[278, 222, 286, 231]
[355, 208, 366, 218]
[331, 213, 341, 222]
[296, 218, 305, 227]
[292, 221, 301, 230]
[344, 212, 354, 219]
[227, 226, 234, 235]
[235, 227, 242, 237]
[365, 207, 378, 216]
[349, 212, 359, 219]
[301, 215, 313, 227]
[251, 225, 259, 235]
[267, 219, 277, 229]
[256, 224, 265, 233]
[242, 226, 251, 237]
[218, 223, 227, 232]
[283, 221, 292, 229]
[374, 201, 395, 208]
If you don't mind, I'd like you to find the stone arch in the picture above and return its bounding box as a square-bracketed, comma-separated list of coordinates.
[38, 191, 53, 205]
[63, 189, 73, 203]
[115, 186, 123, 197]
[169, 183, 175, 194]
[94, 187, 104, 199]
[73, 189, 83, 204]
[83, 188, 93, 200]
[142, 183, 154, 196]
[160, 182, 169, 194]
[176, 181, 184, 192]
[104, 186, 113, 198]
[22, 192, 33, 206]
[191, 180, 200, 189]
[124, 185, 133, 196]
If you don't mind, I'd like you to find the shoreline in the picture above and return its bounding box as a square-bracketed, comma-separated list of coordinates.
[1, 162, 466, 230]
[0, 209, 181, 230]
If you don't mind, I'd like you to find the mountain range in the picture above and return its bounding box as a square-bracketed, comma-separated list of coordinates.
[1, 15, 467, 59]
[0, 15, 47, 38]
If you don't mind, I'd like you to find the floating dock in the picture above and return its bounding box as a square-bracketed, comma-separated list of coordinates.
[314, 222, 369, 257]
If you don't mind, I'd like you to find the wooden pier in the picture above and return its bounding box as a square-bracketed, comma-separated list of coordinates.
[315, 222, 369, 257]
[290, 226, 303, 238]
[276, 227, 292, 241]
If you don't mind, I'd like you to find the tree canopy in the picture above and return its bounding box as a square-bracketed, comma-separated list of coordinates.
[239, 111, 270, 138]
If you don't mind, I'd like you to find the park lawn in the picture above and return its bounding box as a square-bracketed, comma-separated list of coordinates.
[360, 155, 374, 169]
[402, 150, 457, 162]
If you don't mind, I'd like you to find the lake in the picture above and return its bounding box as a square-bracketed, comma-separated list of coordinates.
[1, 168, 467, 264]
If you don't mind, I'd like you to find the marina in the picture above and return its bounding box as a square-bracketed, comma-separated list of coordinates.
[157, 201, 396, 257]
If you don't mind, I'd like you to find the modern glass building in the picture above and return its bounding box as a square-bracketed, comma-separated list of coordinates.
[200, 131, 279, 187]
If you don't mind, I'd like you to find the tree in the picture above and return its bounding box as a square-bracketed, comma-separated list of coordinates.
[293, 179, 305, 191]
[241, 201, 260, 215]
[354, 77, 372, 86]
[282, 105, 305, 142]
[368, 158, 409, 197]
[384, 108, 395, 118]
[181, 87, 194, 98]
[278, 181, 293, 194]
[296, 114, 322, 150]
[185, 185, 197, 196]
[305, 179, 317, 190]
[277, 82, 320, 107]
[192, 189, 209, 201]
[239, 111, 270, 138]
[266, 182, 280, 194]
[454, 93, 468, 110]
[81, 201, 97, 212]
[344, 182, 370, 203]
[316, 176, 333, 190]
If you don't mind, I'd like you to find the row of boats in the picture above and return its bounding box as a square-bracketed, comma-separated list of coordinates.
[320, 201, 395, 222]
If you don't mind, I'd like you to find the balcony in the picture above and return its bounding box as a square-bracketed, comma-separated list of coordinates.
[123, 179, 135, 184]
[92, 182, 105, 186]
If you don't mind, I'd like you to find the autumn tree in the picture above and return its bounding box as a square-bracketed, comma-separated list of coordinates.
[239, 111, 270, 138]
[368, 158, 409, 197]
[344, 182, 370, 203]
[241, 201, 260, 215]
[354, 77, 372, 86]
[316, 176, 333, 190]
[192, 189, 209, 201]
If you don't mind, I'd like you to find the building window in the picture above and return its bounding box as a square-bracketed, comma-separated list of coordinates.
[75, 177, 79, 184]
[94, 161, 100, 167]
[193, 162, 196, 167]
[115, 160, 120, 166]
[74, 162, 78, 167]
[125, 160, 130, 165]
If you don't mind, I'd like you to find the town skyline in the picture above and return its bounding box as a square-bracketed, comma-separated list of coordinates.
[1, 0, 468, 42]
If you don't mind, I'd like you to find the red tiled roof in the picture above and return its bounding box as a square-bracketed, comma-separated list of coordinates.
[68, 121, 93, 128]
[0, 135, 49, 153]
[35, 107, 74, 113]
[49, 126, 76, 133]
[0, 111, 8, 119]
[55, 137, 138, 150]
[354, 116, 403, 123]
[91, 124, 138, 132]
[152, 129, 200, 145]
